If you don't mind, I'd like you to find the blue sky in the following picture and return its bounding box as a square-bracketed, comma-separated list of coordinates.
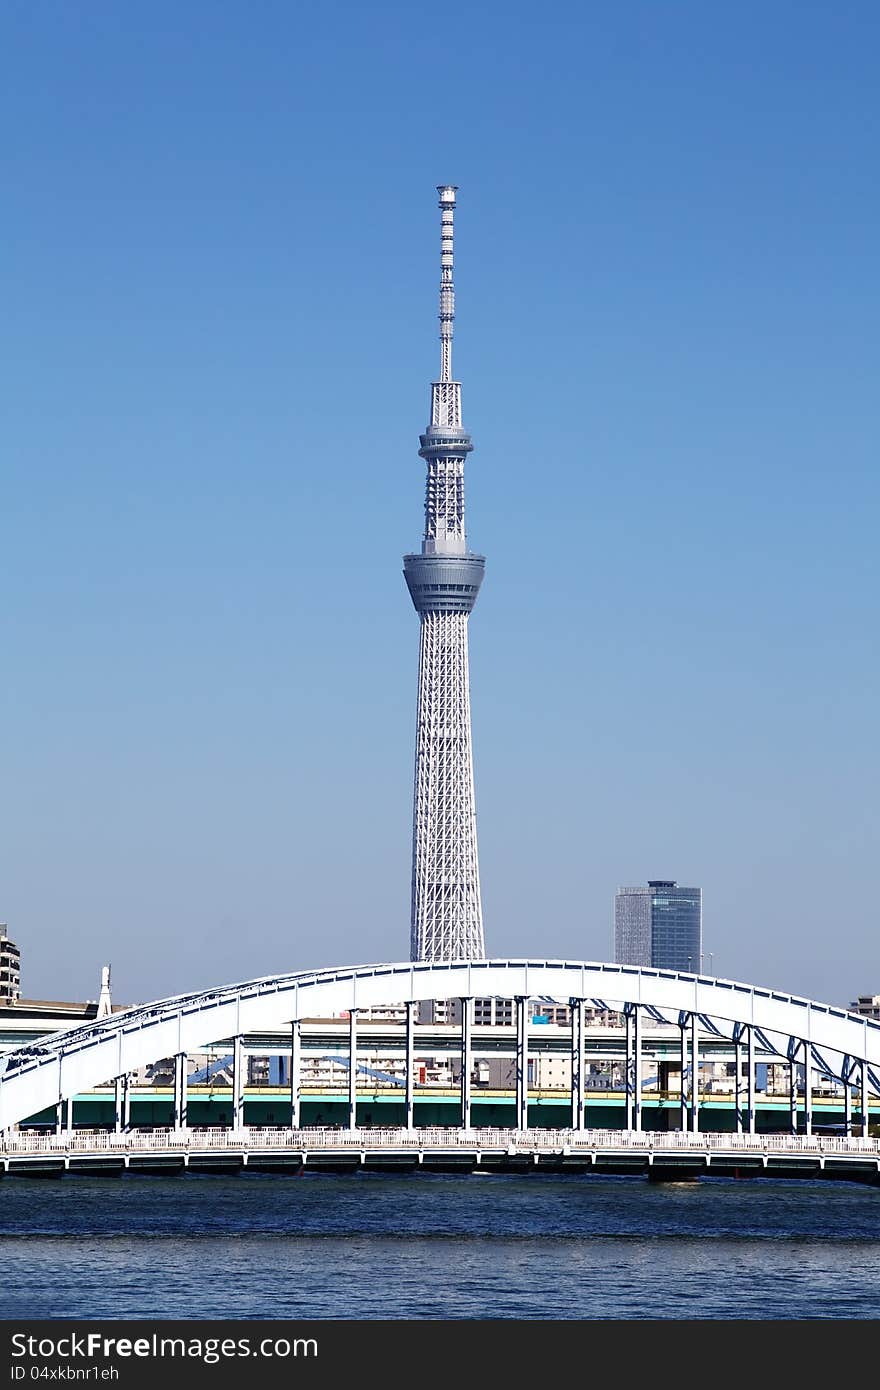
[2, 1, 878, 1007]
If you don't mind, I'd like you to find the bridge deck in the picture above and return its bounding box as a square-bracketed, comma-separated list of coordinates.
[3, 1127, 879, 1182]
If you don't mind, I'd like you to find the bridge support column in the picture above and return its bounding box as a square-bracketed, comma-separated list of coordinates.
[173, 1053, 188, 1131]
[348, 1009, 358, 1131]
[61, 1097, 73, 1136]
[515, 997, 529, 1130]
[289, 1021, 301, 1130]
[789, 1044, 799, 1136]
[633, 1007, 643, 1132]
[747, 1025, 756, 1135]
[122, 1074, 131, 1132]
[232, 1036, 244, 1131]
[844, 1069, 852, 1135]
[803, 1045, 812, 1137]
[460, 998, 472, 1129]
[690, 1013, 699, 1133]
[570, 999, 585, 1131]
[861, 1059, 870, 1137]
[624, 1008, 634, 1130]
[405, 1001, 415, 1131]
[734, 1028, 743, 1133]
[679, 1014, 688, 1132]
[114, 1077, 124, 1134]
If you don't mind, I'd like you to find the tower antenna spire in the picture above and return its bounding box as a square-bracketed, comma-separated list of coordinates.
[437, 184, 457, 384]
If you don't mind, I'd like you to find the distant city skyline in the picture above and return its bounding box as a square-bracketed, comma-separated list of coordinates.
[3, 4, 879, 1007]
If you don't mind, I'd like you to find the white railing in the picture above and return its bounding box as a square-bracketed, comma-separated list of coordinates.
[2, 1126, 879, 1158]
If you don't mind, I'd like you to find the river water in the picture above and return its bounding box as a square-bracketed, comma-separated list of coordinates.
[2, 1172, 879, 1319]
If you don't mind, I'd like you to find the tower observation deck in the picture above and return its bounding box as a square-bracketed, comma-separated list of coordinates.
[404, 185, 486, 963]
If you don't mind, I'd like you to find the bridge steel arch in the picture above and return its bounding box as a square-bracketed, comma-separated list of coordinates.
[1, 958, 879, 1133]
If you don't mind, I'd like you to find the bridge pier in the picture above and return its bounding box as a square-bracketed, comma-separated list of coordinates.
[747, 1025, 756, 1134]
[861, 1059, 870, 1137]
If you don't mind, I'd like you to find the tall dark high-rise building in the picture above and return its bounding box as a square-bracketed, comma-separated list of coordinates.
[614, 881, 702, 972]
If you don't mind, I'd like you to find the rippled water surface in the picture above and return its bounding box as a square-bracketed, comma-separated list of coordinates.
[2, 1173, 880, 1319]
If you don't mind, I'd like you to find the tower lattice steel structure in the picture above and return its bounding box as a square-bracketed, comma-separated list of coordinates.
[404, 185, 486, 963]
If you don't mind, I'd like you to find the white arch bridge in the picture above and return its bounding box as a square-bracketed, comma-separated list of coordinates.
[2, 959, 879, 1179]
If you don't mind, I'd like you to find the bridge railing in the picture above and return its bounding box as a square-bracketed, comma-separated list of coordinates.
[2, 1126, 880, 1157]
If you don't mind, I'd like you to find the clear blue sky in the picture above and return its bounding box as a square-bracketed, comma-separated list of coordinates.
[2, 1, 878, 1008]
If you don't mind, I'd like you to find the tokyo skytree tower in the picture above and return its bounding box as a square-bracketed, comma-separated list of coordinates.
[404, 185, 486, 963]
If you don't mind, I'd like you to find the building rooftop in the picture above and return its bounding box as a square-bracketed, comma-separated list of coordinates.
[0, 997, 128, 1021]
